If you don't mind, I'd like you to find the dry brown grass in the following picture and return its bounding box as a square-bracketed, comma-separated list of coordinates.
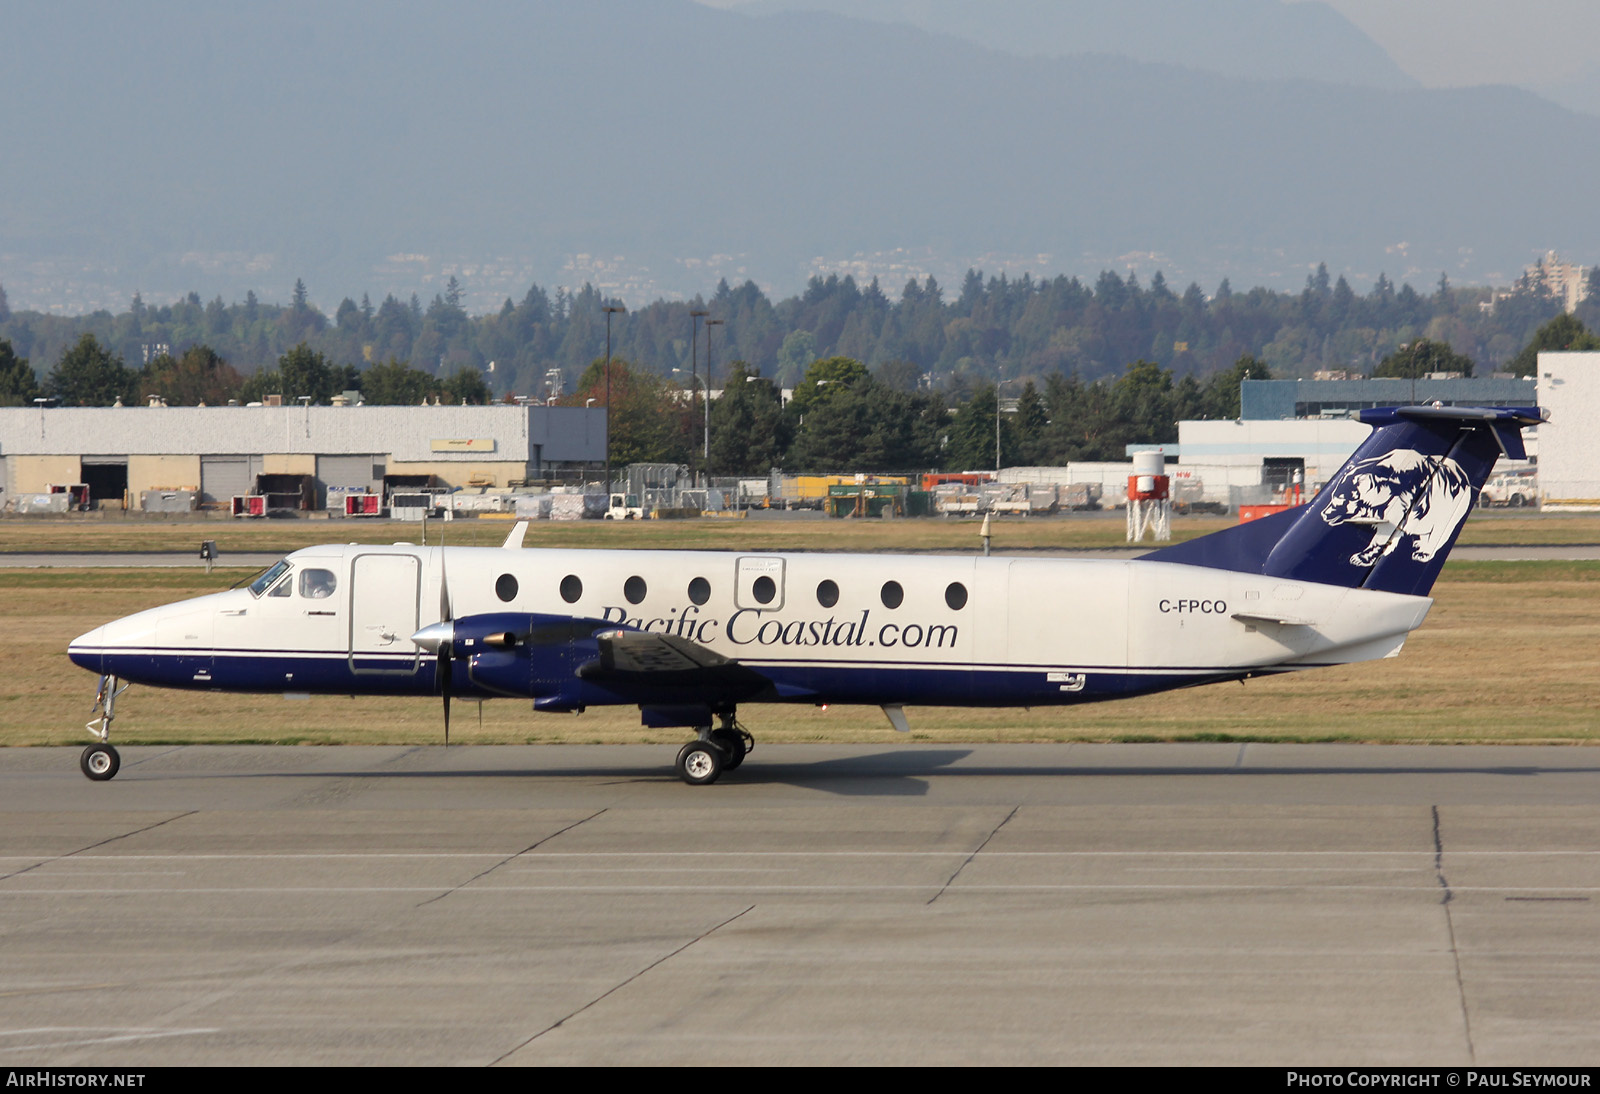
[1, 507, 1596, 556]
[5, 560, 1595, 748]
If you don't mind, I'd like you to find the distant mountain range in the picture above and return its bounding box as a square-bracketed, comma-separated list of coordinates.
[742, 0, 1418, 89]
[2, 0, 1596, 313]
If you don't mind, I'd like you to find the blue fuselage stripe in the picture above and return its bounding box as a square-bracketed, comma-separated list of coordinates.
[68, 646, 1249, 706]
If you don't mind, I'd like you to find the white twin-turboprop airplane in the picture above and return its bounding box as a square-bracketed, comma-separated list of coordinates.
[68, 405, 1543, 784]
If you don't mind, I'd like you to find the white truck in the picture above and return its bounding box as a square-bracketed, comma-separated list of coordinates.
[1479, 471, 1538, 508]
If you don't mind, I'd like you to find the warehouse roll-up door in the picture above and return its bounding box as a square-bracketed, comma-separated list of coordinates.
[201, 455, 260, 504]
[316, 455, 382, 510]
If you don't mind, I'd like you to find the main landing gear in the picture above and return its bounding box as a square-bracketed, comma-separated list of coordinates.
[81, 674, 127, 781]
[674, 711, 754, 786]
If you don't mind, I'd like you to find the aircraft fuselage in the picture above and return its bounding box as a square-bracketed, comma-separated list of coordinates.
[69, 543, 1432, 710]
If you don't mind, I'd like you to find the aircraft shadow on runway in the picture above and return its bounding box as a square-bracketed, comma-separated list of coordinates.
[99, 746, 1600, 798]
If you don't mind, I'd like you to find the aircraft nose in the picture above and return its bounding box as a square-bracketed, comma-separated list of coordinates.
[68, 625, 107, 673]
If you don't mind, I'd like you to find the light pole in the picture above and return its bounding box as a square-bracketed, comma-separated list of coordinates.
[704, 318, 724, 480]
[603, 303, 626, 500]
[995, 379, 1022, 473]
[690, 309, 708, 485]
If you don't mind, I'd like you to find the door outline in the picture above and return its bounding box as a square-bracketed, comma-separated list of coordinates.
[348, 553, 422, 674]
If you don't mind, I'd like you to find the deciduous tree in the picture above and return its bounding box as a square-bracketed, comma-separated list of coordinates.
[1508, 314, 1600, 377]
[1372, 338, 1475, 379]
[138, 344, 244, 405]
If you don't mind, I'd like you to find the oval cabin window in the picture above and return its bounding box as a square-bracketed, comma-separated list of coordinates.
[625, 576, 648, 604]
[816, 579, 839, 608]
[881, 581, 903, 609]
[752, 575, 776, 604]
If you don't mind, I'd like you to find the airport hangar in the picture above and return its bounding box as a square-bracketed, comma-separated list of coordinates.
[1537, 350, 1600, 508]
[1155, 375, 1542, 499]
[4, 366, 1597, 514]
[1209, 361, 1600, 510]
[0, 403, 608, 511]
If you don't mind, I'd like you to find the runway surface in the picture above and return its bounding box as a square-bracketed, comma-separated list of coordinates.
[4, 742, 1600, 1066]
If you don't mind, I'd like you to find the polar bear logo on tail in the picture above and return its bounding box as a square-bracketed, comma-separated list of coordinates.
[1319, 449, 1475, 568]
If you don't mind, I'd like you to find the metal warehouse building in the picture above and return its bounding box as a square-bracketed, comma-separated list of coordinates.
[1536, 351, 1600, 507]
[0, 403, 607, 510]
[1240, 376, 1536, 420]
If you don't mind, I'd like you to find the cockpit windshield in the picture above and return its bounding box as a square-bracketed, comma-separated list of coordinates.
[248, 560, 292, 598]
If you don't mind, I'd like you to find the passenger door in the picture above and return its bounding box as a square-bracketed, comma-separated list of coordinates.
[349, 553, 422, 675]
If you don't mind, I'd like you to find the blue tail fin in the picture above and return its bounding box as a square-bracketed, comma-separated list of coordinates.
[1144, 405, 1545, 596]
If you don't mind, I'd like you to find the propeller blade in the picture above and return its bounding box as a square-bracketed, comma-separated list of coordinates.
[438, 544, 452, 623]
[438, 642, 453, 748]
[436, 542, 453, 749]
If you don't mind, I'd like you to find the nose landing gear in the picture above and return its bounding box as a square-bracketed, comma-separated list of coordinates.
[81, 674, 127, 781]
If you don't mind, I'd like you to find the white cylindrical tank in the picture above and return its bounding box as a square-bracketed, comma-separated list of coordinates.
[1132, 451, 1164, 478]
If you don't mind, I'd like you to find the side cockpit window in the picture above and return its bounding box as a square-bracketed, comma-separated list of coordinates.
[299, 568, 338, 599]
[249, 560, 292, 598]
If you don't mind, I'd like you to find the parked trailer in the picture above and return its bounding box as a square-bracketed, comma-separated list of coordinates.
[773, 473, 911, 510]
[344, 493, 383, 517]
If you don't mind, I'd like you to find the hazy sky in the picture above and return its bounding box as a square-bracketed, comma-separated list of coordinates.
[710, 1, 1600, 90]
[1312, 0, 1600, 87]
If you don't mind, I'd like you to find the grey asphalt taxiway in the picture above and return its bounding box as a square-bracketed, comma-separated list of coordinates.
[5, 742, 1600, 1065]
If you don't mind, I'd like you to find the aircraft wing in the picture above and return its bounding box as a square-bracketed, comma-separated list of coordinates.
[577, 628, 775, 694]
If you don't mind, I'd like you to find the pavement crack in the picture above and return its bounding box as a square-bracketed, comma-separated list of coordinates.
[0, 811, 198, 883]
[927, 805, 1020, 905]
[491, 904, 756, 1065]
[415, 808, 607, 907]
[1433, 804, 1476, 1065]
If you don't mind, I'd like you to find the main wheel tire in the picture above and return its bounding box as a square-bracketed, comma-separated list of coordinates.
[711, 728, 750, 771]
[676, 740, 723, 786]
[81, 743, 120, 781]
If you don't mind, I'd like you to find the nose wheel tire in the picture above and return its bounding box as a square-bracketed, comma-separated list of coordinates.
[80, 743, 121, 782]
[676, 740, 724, 786]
